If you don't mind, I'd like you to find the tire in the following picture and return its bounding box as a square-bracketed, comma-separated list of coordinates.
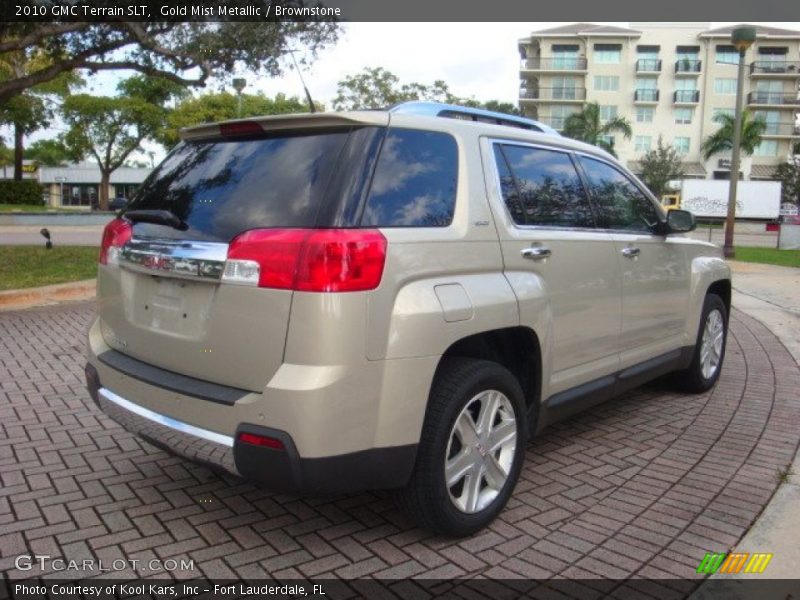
[396, 358, 528, 537]
[673, 293, 728, 393]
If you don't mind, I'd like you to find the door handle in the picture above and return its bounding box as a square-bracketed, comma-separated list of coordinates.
[621, 246, 640, 258]
[521, 246, 552, 260]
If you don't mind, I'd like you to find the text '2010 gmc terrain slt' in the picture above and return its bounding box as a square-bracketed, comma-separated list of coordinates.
[85, 102, 731, 536]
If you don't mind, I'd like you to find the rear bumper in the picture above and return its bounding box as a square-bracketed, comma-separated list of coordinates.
[85, 362, 417, 495]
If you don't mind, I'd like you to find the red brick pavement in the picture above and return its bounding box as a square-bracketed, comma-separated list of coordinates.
[1, 301, 799, 596]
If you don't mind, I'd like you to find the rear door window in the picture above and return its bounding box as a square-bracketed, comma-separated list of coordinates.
[360, 129, 458, 227]
[494, 144, 595, 228]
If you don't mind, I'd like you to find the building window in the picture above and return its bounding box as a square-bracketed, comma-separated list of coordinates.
[713, 107, 735, 119]
[594, 44, 621, 64]
[714, 78, 738, 95]
[673, 137, 690, 154]
[552, 45, 580, 70]
[549, 105, 578, 130]
[635, 136, 652, 153]
[594, 75, 620, 91]
[715, 45, 740, 65]
[674, 108, 694, 124]
[599, 105, 618, 121]
[636, 107, 655, 123]
[753, 140, 778, 156]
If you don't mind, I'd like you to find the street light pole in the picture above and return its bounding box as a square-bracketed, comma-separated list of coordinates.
[723, 26, 756, 259]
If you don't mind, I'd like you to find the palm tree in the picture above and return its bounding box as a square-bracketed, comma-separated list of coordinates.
[562, 102, 633, 156]
[700, 110, 767, 160]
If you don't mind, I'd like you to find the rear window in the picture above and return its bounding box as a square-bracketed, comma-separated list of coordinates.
[360, 129, 458, 227]
[127, 130, 351, 242]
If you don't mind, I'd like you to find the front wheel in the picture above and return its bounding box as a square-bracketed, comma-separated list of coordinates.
[396, 358, 527, 537]
[674, 293, 728, 393]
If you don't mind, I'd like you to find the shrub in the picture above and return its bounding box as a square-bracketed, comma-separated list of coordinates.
[0, 180, 45, 205]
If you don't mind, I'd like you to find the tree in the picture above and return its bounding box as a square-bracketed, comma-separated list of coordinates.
[637, 136, 685, 200]
[0, 20, 339, 104]
[157, 91, 308, 148]
[700, 110, 767, 160]
[562, 102, 632, 156]
[25, 138, 70, 166]
[0, 50, 80, 179]
[773, 157, 800, 209]
[61, 75, 183, 210]
[333, 67, 455, 110]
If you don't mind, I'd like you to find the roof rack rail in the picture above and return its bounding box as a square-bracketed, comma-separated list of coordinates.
[389, 101, 560, 135]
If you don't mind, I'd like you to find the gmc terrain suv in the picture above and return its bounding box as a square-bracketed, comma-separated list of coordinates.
[85, 102, 731, 536]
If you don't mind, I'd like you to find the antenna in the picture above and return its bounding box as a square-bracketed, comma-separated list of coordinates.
[288, 49, 316, 114]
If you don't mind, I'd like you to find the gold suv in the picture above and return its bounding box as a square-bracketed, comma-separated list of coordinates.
[85, 102, 731, 536]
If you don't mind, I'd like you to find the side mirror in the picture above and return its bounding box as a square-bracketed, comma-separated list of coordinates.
[666, 209, 696, 233]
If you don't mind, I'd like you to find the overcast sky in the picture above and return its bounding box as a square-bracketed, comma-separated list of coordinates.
[7, 22, 800, 163]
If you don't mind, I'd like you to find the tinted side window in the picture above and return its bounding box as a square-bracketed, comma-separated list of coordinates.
[361, 129, 457, 227]
[495, 144, 595, 228]
[578, 156, 661, 232]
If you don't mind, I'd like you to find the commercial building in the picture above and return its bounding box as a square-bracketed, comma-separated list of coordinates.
[1, 161, 151, 207]
[518, 23, 800, 181]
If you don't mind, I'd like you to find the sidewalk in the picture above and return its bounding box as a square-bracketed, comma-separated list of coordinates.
[692, 260, 800, 598]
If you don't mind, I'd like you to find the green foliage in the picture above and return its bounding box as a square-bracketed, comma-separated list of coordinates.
[637, 136, 685, 200]
[158, 92, 308, 148]
[562, 102, 632, 156]
[773, 157, 800, 208]
[0, 22, 339, 104]
[332, 67, 523, 118]
[0, 180, 44, 205]
[25, 139, 70, 166]
[333, 67, 454, 110]
[61, 74, 183, 209]
[700, 110, 766, 160]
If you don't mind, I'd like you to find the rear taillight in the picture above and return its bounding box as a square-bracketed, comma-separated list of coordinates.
[99, 218, 132, 265]
[224, 228, 387, 292]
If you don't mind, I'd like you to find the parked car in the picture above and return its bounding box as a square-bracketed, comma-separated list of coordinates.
[109, 196, 128, 211]
[85, 102, 731, 536]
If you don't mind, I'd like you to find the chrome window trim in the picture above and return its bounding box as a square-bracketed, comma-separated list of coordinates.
[119, 238, 228, 283]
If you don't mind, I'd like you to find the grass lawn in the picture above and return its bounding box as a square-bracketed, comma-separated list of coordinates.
[0, 204, 88, 213]
[734, 247, 800, 268]
[0, 246, 98, 291]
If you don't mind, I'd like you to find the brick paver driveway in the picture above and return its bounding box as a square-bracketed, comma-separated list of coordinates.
[2, 301, 799, 595]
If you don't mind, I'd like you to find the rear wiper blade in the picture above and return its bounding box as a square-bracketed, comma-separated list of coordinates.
[124, 209, 187, 230]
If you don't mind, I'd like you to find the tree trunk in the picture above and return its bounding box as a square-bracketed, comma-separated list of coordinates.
[99, 170, 110, 211]
[13, 123, 24, 181]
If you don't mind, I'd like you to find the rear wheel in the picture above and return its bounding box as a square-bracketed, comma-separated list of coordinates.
[397, 358, 527, 536]
[674, 293, 728, 393]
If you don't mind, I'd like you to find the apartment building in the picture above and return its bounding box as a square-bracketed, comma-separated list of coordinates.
[518, 23, 800, 181]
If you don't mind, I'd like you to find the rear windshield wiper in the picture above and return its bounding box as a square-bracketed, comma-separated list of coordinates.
[124, 209, 187, 231]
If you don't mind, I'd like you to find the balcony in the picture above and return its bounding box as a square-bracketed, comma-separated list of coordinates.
[634, 89, 659, 103]
[761, 122, 800, 137]
[750, 61, 800, 77]
[675, 59, 702, 74]
[520, 87, 587, 102]
[520, 57, 588, 72]
[636, 59, 662, 73]
[673, 90, 700, 104]
[747, 91, 800, 107]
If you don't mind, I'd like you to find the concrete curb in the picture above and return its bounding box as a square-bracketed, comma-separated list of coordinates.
[0, 279, 96, 311]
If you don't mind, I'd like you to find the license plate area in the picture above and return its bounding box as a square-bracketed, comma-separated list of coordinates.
[122, 272, 216, 339]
